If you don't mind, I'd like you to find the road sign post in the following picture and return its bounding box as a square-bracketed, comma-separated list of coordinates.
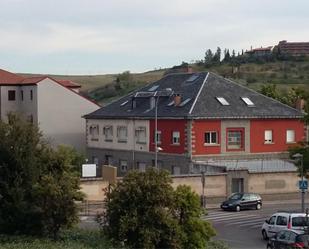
[201, 172, 206, 208]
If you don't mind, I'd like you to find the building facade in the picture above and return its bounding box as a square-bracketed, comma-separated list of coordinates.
[0, 69, 99, 151]
[85, 72, 305, 176]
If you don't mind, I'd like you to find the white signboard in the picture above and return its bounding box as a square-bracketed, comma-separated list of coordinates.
[82, 164, 97, 177]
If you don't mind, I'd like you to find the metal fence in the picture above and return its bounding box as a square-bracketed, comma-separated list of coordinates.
[78, 200, 106, 216]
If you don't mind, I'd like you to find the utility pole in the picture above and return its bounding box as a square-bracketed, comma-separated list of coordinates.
[155, 95, 159, 168]
[201, 171, 206, 208]
[293, 153, 306, 213]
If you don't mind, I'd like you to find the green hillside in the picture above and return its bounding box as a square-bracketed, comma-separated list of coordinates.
[21, 60, 309, 105]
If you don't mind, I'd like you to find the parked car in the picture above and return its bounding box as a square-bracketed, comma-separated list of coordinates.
[262, 212, 309, 240]
[266, 229, 309, 249]
[220, 192, 262, 212]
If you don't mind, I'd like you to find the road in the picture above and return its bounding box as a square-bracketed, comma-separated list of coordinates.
[79, 201, 307, 249]
[204, 202, 305, 249]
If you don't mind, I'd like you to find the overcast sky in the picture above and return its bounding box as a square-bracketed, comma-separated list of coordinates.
[0, 0, 308, 75]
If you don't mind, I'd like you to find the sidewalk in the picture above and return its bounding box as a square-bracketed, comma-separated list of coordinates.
[205, 199, 309, 210]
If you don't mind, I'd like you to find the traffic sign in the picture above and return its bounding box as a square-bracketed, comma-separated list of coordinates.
[299, 180, 308, 190]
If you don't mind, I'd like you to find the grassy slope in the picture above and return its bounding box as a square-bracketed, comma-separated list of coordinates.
[21, 60, 309, 104]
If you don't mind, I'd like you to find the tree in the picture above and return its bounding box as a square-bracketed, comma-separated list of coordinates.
[102, 169, 215, 249]
[33, 146, 84, 239]
[213, 47, 221, 64]
[289, 143, 309, 179]
[0, 114, 84, 238]
[204, 49, 214, 67]
[223, 49, 231, 62]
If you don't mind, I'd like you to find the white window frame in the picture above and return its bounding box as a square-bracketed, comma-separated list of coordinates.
[89, 124, 99, 141]
[264, 130, 273, 144]
[117, 126, 128, 142]
[135, 126, 147, 144]
[154, 130, 162, 144]
[286, 129, 295, 143]
[103, 125, 113, 141]
[204, 131, 219, 145]
[172, 131, 180, 145]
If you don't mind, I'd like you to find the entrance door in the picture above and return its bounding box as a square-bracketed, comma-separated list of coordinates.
[232, 178, 244, 193]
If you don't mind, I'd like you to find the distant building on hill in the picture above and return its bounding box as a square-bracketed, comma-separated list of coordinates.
[276, 40, 309, 56]
[245, 46, 273, 57]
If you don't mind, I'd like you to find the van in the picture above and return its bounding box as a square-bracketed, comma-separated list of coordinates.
[261, 212, 309, 240]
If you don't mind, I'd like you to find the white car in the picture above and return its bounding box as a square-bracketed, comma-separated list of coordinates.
[261, 212, 308, 240]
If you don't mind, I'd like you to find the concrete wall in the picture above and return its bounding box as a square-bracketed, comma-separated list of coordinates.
[37, 78, 99, 151]
[80, 178, 110, 201]
[79, 170, 300, 202]
[172, 174, 227, 197]
[87, 119, 149, 152]
[248, 171, 300, 194]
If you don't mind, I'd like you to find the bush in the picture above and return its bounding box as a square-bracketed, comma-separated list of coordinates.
[102, 169, 216, 249]
[0, 114, 84, 238]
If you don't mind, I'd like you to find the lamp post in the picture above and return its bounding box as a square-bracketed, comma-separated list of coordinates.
[155, 95, 159, 168]
[293, 153, 305, 213]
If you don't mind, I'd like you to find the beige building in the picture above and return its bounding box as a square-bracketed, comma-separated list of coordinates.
[0, 69, 100, 151]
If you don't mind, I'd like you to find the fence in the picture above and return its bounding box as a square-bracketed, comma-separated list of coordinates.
[78, 200, 106, 216]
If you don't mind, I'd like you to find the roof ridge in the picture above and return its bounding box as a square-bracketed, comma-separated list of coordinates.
[189, 72, 209, 114]
[210, 72, 304, 115]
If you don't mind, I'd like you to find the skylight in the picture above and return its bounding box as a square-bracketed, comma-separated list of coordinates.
[120, 100, 129, 106]
[148, 85, 159, 91]
[241, 97, 254, 106]
[179, 98, 192, 107]
[186, 74, 199, 82]
[216, 97, 230, 106]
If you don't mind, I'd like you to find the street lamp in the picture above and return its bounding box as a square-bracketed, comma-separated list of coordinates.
[155, 95, 159, 168]
[293, 153, 305, 213]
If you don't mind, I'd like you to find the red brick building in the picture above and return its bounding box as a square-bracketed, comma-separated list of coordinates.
[85, 72, 305, 175]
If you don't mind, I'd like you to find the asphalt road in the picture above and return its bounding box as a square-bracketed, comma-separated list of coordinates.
[203, 202, 306, 249]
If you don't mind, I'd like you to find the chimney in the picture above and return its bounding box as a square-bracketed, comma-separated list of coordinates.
[174, 94, 182, 106]
[295, 98, 306, 112]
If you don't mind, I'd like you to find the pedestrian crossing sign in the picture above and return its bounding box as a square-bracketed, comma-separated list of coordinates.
[299, 180, 308, 190]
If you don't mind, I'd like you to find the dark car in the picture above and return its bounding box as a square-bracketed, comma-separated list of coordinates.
[220, 192, 262, 212]
[267, 229, 309, 249]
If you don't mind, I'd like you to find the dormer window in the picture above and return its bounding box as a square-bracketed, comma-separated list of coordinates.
[241, 97, 254, 106]
[216, 97, 229, 106]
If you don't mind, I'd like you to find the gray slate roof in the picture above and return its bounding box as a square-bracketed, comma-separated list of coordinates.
[85, 72, 303, 119]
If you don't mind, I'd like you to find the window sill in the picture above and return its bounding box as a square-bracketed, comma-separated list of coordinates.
[118, 140, 127, 143]
[286, 141, 296, 144]
[264, 142, 274, 145]
[171, 143, 180, 146]
[91, 138, 99, 141]
[204, 143, 220, 147]
[136, 141, 147, 145]
[104, 139, 113, 142]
